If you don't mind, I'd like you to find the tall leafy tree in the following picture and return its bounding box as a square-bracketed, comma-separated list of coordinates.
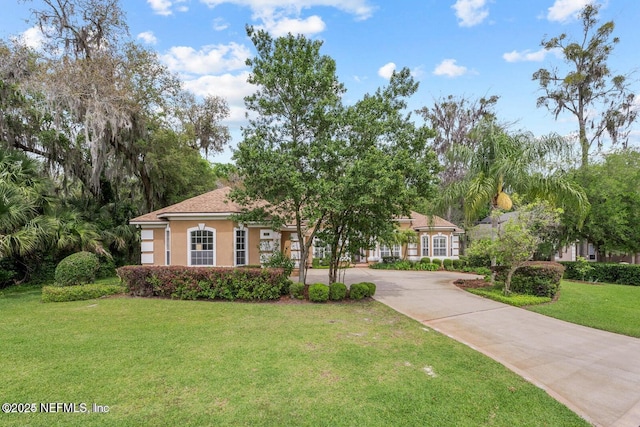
[3, 0, 230, 210]
[532, 3, 637, 169]
[234, 29, 439, 284]
[569, 150, 640, 260]
[418, 94, 499, 224]
[233, 27, 345, 284]
[317, 70, 439, 283]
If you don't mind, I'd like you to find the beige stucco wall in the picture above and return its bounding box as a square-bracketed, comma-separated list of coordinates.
[168, 220, 235, 266]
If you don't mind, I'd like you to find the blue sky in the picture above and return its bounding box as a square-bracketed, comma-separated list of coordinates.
[3, 0, 640, 162]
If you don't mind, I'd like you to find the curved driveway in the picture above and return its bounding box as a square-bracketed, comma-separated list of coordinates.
[305, 268, 640, 427]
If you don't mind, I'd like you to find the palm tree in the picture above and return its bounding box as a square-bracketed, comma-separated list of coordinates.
[443, 120, 589, 275]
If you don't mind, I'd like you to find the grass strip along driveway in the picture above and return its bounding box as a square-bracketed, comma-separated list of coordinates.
[528, 280, 640, 338]
[0, 287, 587, 426]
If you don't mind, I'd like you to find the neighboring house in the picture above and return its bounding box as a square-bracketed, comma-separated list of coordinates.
[129, 187, 464, 267]
[364, 212, 463, 262]
[467, 212, 608, 261]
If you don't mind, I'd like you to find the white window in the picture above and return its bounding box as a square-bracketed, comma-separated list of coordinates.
[421, 235, 429, 257]
[188, 227, 215, 266]
[235, 228, 247, 266]
[380, 244, 401, 258]
[433, 236, 447, 257]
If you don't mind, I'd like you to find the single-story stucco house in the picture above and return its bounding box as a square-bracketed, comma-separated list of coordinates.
[129, 187, 463, 267]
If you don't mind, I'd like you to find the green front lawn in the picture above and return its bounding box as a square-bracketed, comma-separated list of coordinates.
[528, 280, 640, 338]
[0, 286, 587, 426]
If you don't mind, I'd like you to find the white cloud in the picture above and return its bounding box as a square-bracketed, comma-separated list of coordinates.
[147, 0, 188, 16]
[433, 59, 469, 78]
[183, 72, 255, 123]
[199, 0, 374, 37]
[18, 26, 46, 49]
[213, 18, 229, 31]
[148, 0, 173, 15]
[547, 0, 591, 22]
[137, 31, 158, 45]
[256, 15, 326, 37]
[452, 0, 489, 27]
[378, 62, 396, 79]
[161, 42, 250, 75]
[199, 0, 375, 21]
[502, 47, 561, 62]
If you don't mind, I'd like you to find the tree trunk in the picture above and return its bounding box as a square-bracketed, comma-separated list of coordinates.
[490, 210, 498, 285]
[504, 266, 517, 295]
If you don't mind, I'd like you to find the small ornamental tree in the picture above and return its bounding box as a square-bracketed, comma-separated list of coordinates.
[468, 202, 561, 294]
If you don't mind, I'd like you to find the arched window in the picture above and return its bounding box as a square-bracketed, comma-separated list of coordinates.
[421, 235, 429, 257]
[188, 226, 215, 266]
[433, 235, 447, 257]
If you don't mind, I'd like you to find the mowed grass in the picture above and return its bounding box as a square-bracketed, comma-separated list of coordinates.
[528, 280, 640, 338]
[0, 287, 588, 426]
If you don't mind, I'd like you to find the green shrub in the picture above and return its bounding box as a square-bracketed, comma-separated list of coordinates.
[329, 282, 347, 300]
[96, 255, 117, 279]
[55, 252, 100, 287]
[394, 260, 413, 270]
[465, 251, 491, 268]
[308, 283, 329, 303]
[560, 261, 640, 286]
[452, 259, 464, 270]
[420, 257, 431, 264]
[416, 263, 438, 271]
[117, 266, 288, 301]
[263, 251, 295, 276]
[312, 258, 320, 268]
[289, 282, 305, 299]
[382, 256, 401, 264]
[349, 282, 369, 300]
[358, 282, 376, 297]
[443, 259, 454, 270]
[431, 258, 442, 267]
[510, 262, 565, 298]
[42, 283, 125, 302]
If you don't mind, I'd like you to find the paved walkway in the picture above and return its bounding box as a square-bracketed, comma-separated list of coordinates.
[305, 268, 640, 427]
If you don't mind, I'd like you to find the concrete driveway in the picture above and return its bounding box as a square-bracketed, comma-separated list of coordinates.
[305, 268, 640, 427]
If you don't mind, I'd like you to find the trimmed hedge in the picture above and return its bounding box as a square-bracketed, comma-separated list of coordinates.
[560, 261, 640, 286]
[42, 283, 125, 303]
[116, 266, 289, 301]
[289, 282, 305, 299]
[349, 283, 369, 300]
[308, 283, 329, 302]
[370, 261, 438, 271]
[510, 262, 565, 298]
[55, 252, 100, 287]
[358, 282, 376, 297]
[329, 282, 347, 300]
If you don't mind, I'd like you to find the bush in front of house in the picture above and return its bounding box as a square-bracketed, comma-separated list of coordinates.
[42, 283, 125, 303]
[349, 282, 369, 300]
[117, 266, 289, 301]
[443, 259, 454, 270]
[416, 262, 439, 271]
[420, 257, 431, 264]
[510, 262, 565, 298]
[560, 261, 640, 286]
[452, 259, 464, 270]
[55, 251, 100, 287]
[431, 258, 442, 268]
[329, 282, 347, 300]
[308, 283, 329, 302]
[358, 282, 376, 297]
[289, 282, 305, 299]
